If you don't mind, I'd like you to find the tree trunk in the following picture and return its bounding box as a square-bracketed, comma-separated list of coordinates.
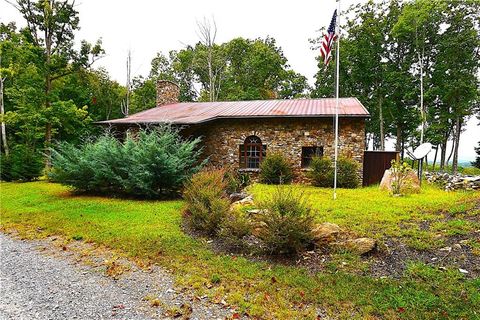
[447, 137, 455, 168]
[452, 117, 462, 174]
[395, 124, 402, 152]
[0, 75, 8, 156]
[208, 48, 214, 102]
[379, 97, 385, 151]
[432, 146, 438, 170]
[440, 137, 447, 171]
[44, 23, 53, 169]
[401, 137, 405, 161]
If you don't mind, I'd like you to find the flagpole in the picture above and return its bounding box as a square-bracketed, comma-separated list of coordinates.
[333, 0, 340, 200]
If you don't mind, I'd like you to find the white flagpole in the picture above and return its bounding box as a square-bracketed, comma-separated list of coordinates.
[333, 0, 340, 200]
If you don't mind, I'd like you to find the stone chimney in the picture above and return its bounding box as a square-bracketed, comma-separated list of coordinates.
[156, 80, 180, 107]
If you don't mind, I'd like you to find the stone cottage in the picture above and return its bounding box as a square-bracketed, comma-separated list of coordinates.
[100, 80, 369, 181]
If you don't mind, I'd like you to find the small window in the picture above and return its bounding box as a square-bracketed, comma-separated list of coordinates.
[301, 146, 324, 168]
[239, 136, 266, 169]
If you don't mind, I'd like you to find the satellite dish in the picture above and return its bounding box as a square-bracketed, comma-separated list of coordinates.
[413, 143, 432, 160]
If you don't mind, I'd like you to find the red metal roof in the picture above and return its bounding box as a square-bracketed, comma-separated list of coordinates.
[100, 98, 369, 125]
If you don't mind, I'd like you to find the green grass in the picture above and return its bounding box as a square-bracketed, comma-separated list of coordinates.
[250, 183, 479, 249]
[1, 181, 480, 319]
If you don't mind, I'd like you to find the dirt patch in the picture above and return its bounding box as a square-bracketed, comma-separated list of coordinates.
[183, 205, 480, 279]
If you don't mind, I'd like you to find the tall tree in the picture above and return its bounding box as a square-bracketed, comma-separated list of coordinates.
[10, 0, 104, 166]
[434, 1, 479, 173]
[0, 53, 9, 155]
[196, 17, 223, 102]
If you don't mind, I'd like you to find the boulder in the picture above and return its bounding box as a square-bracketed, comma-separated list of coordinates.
[231, 195, 254, 207]
[229, 192, 248, 203]
[379, 169, 420, 194]
[336, 237, 377, 255]
[312, 222, 341, 243]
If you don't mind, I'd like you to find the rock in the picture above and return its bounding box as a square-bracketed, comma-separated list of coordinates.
[459, 268, 469, 274]
[246, 209, 263, 215]
[229, 192, 248, 203]
[379, 169, 420, 194]
[337, 238, 377, 255]
[312, 223, 341, 243]
[452, 243, 462, 251]
[425, 171, 480, 191]
[232, 195, 254, 206]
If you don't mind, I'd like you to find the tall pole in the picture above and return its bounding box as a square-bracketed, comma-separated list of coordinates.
[333, 0, 340, 200]
[126, 49, 131, 116]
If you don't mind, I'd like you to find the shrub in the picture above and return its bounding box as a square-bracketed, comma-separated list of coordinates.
[0, 145, 44, 182]
[257, 188, 314, 254]
[390, 160, 414, 196]
[337, 157, 360, 188]
[49, 126, 203, 198]
[183, 169, 230, 234]
[259, 153, 293, 184]
[218, 208, 253, 248]
[308, 157, 359, 188]
[223, 168, 250, 194]
[309, 156, 333, 187]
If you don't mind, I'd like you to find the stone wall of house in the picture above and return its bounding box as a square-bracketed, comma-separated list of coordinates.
[182, 117, 366, 182]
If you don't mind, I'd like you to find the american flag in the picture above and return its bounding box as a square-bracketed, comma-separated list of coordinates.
[320, 10, 337, 67]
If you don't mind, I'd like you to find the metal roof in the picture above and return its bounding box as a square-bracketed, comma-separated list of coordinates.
[99, 97, 369, 125]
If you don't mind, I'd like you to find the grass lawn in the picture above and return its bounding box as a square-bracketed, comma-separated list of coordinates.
[250, 184, 480, 250]
[1, 181, 480, 319]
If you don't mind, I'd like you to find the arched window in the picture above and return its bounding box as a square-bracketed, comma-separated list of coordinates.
[239, 135, 266, 169]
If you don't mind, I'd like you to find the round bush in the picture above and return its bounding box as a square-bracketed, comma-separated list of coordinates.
[183, 169, 230, 235]
[257, 188, 314, 254]
[49, 126, 203, 198]
[259, 153, 294, 184]
[337, 157, 360, 188]
[308, 156, 333, 187]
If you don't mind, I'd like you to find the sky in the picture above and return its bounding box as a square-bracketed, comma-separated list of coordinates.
[1, 0, 478, 161]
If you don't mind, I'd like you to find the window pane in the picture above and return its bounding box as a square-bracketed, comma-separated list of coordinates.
[301, 146, 323, 168]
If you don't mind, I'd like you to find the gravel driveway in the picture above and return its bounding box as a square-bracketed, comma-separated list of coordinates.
[0, 233, 230, 320]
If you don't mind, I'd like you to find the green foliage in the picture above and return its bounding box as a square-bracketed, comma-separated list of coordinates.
[49, 127, 203, 197]
[308, 157, 359, 188]
[183, 169, 230, 234]
[337, 158, 360, 188]
[309, 156, 333, 187]
[259, 153, 293, 185]
[257, 188, 314, 254]
[472, 141, 480, 169]
[223, 168, 250, 194]
[462, 166, 480, 176]
[311, 0, 479, 170]
[390, 160, 414, 196]
[0, 145, 43, 181]
[218, 208, 253, 248]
